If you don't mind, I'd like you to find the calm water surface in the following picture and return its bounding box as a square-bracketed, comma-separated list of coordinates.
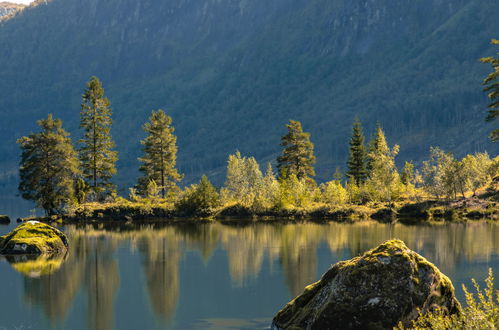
[0, 221, 497, 330]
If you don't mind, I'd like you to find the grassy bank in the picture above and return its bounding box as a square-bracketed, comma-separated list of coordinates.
[16, 194, 498, 224]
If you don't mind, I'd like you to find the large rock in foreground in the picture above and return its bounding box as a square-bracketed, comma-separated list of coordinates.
[0, 221, 68, 255]
[272, 239, 460, 330]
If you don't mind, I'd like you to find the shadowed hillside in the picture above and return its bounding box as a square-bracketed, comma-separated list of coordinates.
[0, 0, 497, 200]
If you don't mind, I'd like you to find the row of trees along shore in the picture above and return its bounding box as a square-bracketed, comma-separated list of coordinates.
[17, 40, 499, 216]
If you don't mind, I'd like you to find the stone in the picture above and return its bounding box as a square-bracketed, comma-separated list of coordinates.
[0, 221, 68, 255]
[271, 239, 461, 330]
[0, 215, 10, 224]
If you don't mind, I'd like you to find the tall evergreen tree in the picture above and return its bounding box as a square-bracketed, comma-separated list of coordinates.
[346, 117, 367, 185]
[17, 114, 80, 215]
[137, 109, 182, 198]
[78, 76, 118, 198]
[366, 123, 400, 203]
[367, 122, 388, 176]
[277, 120, 316, 181]
[480, 39, 499, 142]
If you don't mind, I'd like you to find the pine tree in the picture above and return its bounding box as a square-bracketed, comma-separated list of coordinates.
[137, 110, 182, 198]
[480, 39, 499, 142]
[79, 76, 118, 199]
[276, 120, 316, 181]
[346, 117, 367, 185]
[366, 123, 400, 203]
[367, 122, 389, 176]
[17, 114, 80, 215]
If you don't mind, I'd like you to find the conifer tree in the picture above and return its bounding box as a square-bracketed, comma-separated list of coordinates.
[137, 109, 182, 198]
[277, 120, 316, 181]
[366, 123, 400, 202]
[346, 117, 367, 185]
[367, 122, 388, 176]
[79, 76, 118, 198]
[480, 39, 499, 142]
[17, 114, 80, 215]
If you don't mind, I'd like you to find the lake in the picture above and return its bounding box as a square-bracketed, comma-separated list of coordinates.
[0, 220, 497, 329]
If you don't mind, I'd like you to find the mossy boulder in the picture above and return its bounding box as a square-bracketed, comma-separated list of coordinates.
[0, 221, 68, 255]
[0, 215, 10, 224]
[271, 239, 461, 330]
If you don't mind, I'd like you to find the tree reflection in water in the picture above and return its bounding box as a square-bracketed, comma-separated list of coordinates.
[3, 221, 497, 328]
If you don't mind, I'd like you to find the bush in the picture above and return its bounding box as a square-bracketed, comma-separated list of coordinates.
[399, 269, 498, 329]
[175, 175, 220, 217]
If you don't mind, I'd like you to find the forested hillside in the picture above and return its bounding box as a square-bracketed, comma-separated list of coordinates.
[0, 0, 497, 198]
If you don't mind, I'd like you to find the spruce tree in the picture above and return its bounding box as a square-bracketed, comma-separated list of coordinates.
[366, 123, 400, 203]
[276, 120, 316, 181]
[17, 114, 80, 215]
[367, 122, 388, 176]
[480, 39, 499, 142]
[346, 117, 367, 185]
[78, 76, 118, 198]
[137, 109, 182, 198]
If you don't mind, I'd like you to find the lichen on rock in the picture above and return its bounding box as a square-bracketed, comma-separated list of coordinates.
[0, 221, 68, 255]
[271, 239, 461, 330]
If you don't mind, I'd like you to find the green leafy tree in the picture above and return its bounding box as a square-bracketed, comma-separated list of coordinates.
[137, 110, 182, 198]
[346, 117, 367, 185]
[17, 114, 80, 215]
[221, 151, 263, 206]
[277, 120, 316, 182]
[78, 76, 118, 199]
[365, 123, 401, 202]
[480, 39, 499, 142]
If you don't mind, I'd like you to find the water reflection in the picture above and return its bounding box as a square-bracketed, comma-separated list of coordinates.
[1, 221, 497, 329]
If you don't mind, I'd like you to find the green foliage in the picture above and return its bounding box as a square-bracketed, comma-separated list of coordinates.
[277, 120, 316, 182]
[175, 175, 220, 216]
[74, 177, 88, 204]
[275, 174, 314, 209]
[137, 109, 182, 198]
[480, 39, 499, 142]
[365, 124, 401, 203]
[401, 161, 415, 186]
[78, 76, 118, 199]
[17, 114, 80, 215]
[422, 147, 454, 199]
[320, 180, 348, 205]
[462, 153, 493, 196]
[346, 117, 367, 185]
[221, 151, 263, 206]
[401, 269, 499, 329]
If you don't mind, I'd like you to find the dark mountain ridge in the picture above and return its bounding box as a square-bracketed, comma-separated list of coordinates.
[0, 0, 497, 196]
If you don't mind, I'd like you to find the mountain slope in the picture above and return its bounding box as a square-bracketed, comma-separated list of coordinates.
[0, 0, 497, 194]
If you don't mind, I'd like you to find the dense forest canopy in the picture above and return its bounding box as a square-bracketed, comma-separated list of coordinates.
[0, 0, 498, 198]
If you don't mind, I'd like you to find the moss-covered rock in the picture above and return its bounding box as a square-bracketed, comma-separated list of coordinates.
[0, 221, 68, 255]
[0, 215, 10, 224]
[271, 239, 461, 330]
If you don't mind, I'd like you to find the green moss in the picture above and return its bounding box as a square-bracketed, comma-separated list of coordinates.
[0, 221, 68, 255]
[272, 239, 461, 329]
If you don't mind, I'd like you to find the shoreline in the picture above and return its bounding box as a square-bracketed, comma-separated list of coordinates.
[11, 196, 498, 225]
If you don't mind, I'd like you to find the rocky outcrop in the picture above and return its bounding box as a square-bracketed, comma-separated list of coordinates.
[0, 2, 25, 20]
[0, 221, 68, 255]
[0, 214, 10, 224]
[271, 239, 461, 330]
